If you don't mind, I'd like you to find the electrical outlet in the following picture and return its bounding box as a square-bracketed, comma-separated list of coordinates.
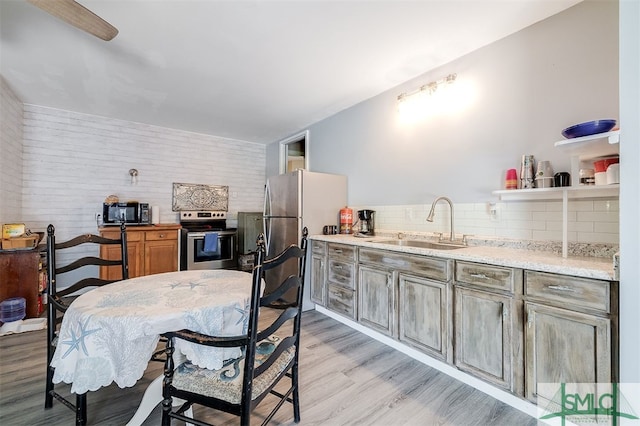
[404, 208, 414, 222]
[488, 202, 499, 222]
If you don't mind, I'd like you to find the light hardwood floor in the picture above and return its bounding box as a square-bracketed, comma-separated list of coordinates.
[0, 310, 536, 425]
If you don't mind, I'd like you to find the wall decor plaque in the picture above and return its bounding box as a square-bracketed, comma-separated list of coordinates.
[172, 183, 229, 211]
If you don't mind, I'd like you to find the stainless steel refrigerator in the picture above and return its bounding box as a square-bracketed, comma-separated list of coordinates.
[263, 170, 347, 310]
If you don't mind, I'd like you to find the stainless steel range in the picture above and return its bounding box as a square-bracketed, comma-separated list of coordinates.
[173, 183, 237, 271]
[179, 211, 237, 271]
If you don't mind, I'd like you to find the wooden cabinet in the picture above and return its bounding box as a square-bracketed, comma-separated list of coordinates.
[358, 247, 452, 355]
[325, 243, 357, 319]
[399, 273, 450, 361]
[453, 261, 523, 393]
[523, 270, 616, 404]
[143, 229, 180, 276]
[100, 224, 181, 279]
[358, 264, 394, 336]
[309, 241, 326, 306]
[0, 250, 41, 318]
[310, 237, 617, 407]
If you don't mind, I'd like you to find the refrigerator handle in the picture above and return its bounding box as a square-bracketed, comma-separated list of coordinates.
[263, 217, 271, 254]
[263, 181, 272, 253]
[263, 181, 272, 217]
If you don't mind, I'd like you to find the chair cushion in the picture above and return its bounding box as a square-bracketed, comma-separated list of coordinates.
[172, 335, 295, 404]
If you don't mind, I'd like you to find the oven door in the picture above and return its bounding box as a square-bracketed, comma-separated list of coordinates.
[185, 230, 237, 270]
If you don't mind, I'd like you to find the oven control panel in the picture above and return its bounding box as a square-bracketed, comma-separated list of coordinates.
[180, 211, 226, 221]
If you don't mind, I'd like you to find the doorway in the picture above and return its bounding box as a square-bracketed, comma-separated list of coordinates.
[279, 130, 309, 174]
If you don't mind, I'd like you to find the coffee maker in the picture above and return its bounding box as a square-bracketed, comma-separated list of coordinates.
[355, 209, 375, 237]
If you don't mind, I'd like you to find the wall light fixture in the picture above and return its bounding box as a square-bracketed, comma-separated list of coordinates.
[129, 168, 138, 185]
[397, 73, 459, 120]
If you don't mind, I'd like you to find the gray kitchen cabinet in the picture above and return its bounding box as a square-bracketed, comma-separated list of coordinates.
[454, 287, 513, 390]
[310, 240, 326, 306]
[453, 261, 523, 393]
[325, 243, 357, 319]
[358, 264, 395, 336]
[309, 237, 618, 407]
[398, 273, 450, 362]
[358, 247, 452, 350]
[523, 270, 617, 404]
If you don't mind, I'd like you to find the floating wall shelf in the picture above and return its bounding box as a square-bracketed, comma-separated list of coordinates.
[493, 129, 621, 258]
[492, 184, 619, 201]
[555, 130, 620, 184]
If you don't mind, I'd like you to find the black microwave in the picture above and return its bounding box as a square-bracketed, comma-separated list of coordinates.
[103, 202, 151, 225]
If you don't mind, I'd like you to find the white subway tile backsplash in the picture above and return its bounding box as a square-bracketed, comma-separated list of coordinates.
[567, 200, 596, 212]
[594, 199, 618, 211]
[594, 221, 619, 234]
[577, 211, 619, 222]
[353, 198, 619, 245]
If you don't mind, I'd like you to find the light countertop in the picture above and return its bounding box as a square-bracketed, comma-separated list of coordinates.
[310, 234, 616, 281]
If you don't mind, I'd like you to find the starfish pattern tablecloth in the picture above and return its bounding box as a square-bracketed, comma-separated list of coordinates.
[50, 269, 255, 394]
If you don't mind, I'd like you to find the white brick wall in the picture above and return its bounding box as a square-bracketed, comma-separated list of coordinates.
[354, 199, 619, 245]
[0, 76, 23, 224]
[20, 105, 266, 242]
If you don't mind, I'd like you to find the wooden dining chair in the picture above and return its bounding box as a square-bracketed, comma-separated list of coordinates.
[161, 228, 309, 426]
[44, 223, 129, 426]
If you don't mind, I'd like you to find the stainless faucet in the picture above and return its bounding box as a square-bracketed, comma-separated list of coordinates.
[426, 196, 455, 242]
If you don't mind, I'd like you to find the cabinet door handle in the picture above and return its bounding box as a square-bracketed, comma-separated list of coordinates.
[470, 273, 489, 280]
[334, 265, 343, 270]
[333, 249, 343, 254]
[502, 304, 508, 319]
[527, 309, 533, 328]
[383, 258, 404, 267]
[387, 273, 393, 288]
[547, 285, 576, 292]
[159, 234, 165, 238]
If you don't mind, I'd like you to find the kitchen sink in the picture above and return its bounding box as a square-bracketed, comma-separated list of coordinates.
[373, 239, 466, 250]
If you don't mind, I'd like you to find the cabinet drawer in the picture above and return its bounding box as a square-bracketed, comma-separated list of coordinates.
[101, 230, 143, 242]
[311, 240, 326, 255]
[327, 243, 357, 261]
[525, 271, 610, 313]
[327, 259, 355, 289]
[359, 248, 450, 281]
[145, 230, 178, 241]
[456, 261, 517, 293]
[327, 283, 356, 319]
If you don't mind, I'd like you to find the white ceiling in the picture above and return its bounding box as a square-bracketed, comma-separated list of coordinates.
[0, 0, 581, 144]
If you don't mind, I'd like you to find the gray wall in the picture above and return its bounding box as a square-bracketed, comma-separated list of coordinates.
[268, 1, 618, 206]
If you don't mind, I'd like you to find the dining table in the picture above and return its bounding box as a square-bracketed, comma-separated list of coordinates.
[49, 269, 257, 425]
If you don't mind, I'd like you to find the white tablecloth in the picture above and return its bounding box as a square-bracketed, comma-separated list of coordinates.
[50, 270, 255, 394]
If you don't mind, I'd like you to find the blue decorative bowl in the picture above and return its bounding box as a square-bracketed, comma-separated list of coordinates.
[561, 120, 617, 139]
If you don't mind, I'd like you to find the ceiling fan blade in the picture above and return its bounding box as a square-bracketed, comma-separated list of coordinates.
[26, 0, 118, 41]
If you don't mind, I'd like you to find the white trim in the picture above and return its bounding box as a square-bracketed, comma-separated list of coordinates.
[314, 305, 540, 420]
[279, 130, 309, 174]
